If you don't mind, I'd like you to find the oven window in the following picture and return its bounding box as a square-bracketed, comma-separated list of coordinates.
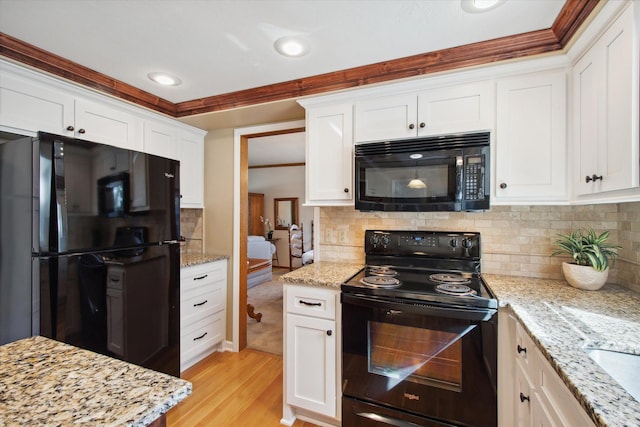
[368, 321, 472, 391]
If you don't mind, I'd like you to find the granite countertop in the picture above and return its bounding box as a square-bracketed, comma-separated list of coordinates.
[280, 261, 363, 288]
[0, 336, 191, 426]
[485, 274, 640, 427]
[181, 252, 228, 268]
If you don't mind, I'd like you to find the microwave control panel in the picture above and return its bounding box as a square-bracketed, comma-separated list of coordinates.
[464, 155, 485, 200]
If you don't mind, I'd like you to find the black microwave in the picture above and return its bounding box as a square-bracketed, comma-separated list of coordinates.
[354, 132, 490, 212]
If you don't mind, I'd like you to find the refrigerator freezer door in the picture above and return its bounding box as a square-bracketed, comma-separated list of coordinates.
[35, 132, 180, 255]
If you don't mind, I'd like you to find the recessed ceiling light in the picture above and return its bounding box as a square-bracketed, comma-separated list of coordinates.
[147, 72, 182, 86]
[274, 36, 309, 57]
[461, 0, 505, 13]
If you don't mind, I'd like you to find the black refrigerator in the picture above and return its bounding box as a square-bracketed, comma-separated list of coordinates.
[0, 132, 181, 377]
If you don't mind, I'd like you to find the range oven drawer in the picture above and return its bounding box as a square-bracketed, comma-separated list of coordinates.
[342, 397, 456, 427]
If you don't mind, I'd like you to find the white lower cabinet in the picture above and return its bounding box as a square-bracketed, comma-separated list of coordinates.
[282, 285, 340, 426]
[180, 259, 227, 372]
[499, 308, 595, 427]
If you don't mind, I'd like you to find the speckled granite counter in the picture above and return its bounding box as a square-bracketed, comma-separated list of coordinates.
[280, 261, 363, 288]
[181, 252, 228, 268]
[0, 336, 191, 426]
[485, 274, 640, 427]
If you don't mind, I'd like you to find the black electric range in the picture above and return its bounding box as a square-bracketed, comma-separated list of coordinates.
[342, 230, 497, 310]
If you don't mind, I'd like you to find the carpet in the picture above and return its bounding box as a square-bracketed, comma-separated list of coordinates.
[246, 269, 288, 355]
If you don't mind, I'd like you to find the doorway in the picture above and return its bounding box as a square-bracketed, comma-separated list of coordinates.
[232, 120, 305, 351]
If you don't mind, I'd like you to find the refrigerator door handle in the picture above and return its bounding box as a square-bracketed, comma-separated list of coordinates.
[52, 141, 68, 252]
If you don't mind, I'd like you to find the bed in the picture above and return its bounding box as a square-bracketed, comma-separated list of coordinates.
[247, 235, 275, 288]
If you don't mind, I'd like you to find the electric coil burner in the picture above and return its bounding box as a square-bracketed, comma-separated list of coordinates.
[341, 230, 498, 427]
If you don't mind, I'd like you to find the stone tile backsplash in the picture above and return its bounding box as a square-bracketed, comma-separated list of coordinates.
[180, 208, 204, 254]
[318, 202, 640, 293]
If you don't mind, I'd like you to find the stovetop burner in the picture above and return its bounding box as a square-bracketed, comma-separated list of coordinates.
[435, 283, 477, 296]
[360, 276, 401, 288]
[429, 273, 471, 285]
[367, 266, 398, 277]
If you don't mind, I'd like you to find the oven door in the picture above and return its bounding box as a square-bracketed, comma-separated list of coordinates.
[341, 293, 497, 427]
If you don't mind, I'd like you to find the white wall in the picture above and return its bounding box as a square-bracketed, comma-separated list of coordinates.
[248, 165, 313, 268]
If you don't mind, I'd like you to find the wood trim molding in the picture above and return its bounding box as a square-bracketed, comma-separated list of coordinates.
[249, 162, 305, 169]
[0, 1, 599, 118]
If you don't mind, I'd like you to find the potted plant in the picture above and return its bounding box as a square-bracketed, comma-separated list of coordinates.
[552, 228, 621, 290]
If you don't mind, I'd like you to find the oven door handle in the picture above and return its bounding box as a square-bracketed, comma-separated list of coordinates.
[355, 411, 457, 427]
[341, 293, 496, 322]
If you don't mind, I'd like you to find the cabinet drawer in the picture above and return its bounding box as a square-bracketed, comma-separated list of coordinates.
[285, 285, 337, 320]
[181, 312, 224, 365]
[181, 261, 225, 288]
[181, 281, 225, 326]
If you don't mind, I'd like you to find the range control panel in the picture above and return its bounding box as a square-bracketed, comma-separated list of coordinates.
[365, 230, 480, 259]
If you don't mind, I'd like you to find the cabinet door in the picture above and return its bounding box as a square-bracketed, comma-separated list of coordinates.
[574, 5, 638, 195]
[74, 98, 143, 151]
[354, 94, 417, 142]
[178, 130, 204, 208]
[417, 81, 493, 136]
[495, 71, 567, 202]
[306, 103, 353, 204]
[598, 5, 637, 193]
[143, 120, 178, 160]
[286, 313, 336, 418]
[0, 71, 74, 136]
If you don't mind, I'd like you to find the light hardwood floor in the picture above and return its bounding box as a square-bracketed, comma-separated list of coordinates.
[167, 349, 318, 426]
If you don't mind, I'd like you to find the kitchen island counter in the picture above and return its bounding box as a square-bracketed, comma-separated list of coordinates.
[486, 274, 640, 427]
[0, 336, 191, 426]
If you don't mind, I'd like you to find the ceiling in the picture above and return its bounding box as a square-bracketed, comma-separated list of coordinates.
[0, 0, 577, 131]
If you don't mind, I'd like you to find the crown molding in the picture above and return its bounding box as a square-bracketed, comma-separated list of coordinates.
[0, 0, 599, 118]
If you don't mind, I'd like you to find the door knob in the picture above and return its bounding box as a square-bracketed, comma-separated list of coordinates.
[78, 128, 86, 134]
[500, 183, 507, 189]
[326, 330, 332, 336]
[66, 125, 75, 131]
[408, 123, 415, 130]
[519, 392, 530, 403]
[419, 122, 426, 128]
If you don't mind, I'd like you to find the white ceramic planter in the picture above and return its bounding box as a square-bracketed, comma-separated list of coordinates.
[562, 262, 609, 291]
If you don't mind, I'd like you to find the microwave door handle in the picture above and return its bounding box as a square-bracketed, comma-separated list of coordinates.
[455, 155, 463, 209]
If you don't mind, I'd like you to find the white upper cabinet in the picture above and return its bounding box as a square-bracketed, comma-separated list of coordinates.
[494, 70, 567, 203]
[177, 129, 205, 208]
[573, 4, 638, 197]
[354, 81, 493, 143]
[143, 120, 178, 160]
[1, 60, 206, 208]
[0, 70, 74, 136]
[305, 103, 353, 205]
[74, 98, 143, 151]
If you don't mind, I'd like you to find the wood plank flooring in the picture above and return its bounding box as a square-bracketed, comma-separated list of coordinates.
[167, 349, 318, 427]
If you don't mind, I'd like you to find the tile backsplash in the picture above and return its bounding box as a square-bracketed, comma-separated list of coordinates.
[180, 208, 204, 254]
[318, 202, 640, 293]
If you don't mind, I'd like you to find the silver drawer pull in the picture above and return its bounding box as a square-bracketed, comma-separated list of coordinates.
[299, 300, 321, 307]
[193, 332, 208, 341]
[194, 274, 208, 280]
[193, 300, 208, 307]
